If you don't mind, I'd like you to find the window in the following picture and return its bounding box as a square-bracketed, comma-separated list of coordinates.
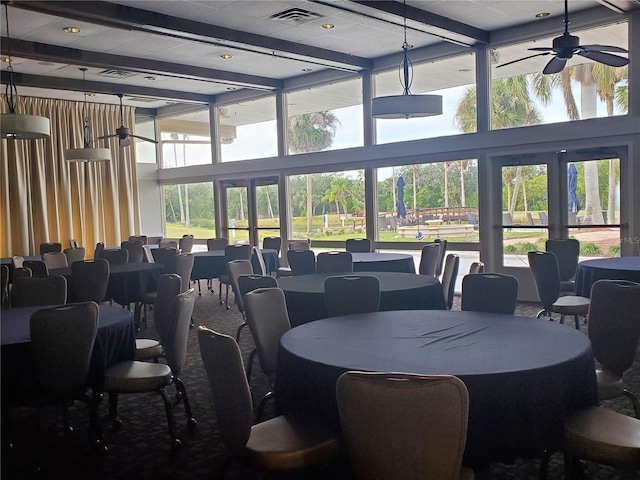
[134, 117, 156, 163]
[159, 109, 212, 168]
[162, 182, 214, 239]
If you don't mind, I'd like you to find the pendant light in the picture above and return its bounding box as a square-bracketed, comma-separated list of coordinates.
[0, 3, 50, 139]
[371, 0, 442, 119]
[64, 68, 111, 162]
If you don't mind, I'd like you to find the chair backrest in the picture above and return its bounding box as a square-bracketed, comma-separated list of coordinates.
[12, 255, 24, 268]
[129, 235, 148, 245]
[63, 247, 86, 265]
[237, 275, 278, 304]
[39, 242, 62, 255]
[153, 247, 178, 273]
[545, 239, 580, 281]
[317, 251, 353, 274]
[142, 245, 155, 263]
[23, 260, 49, 277]
[159, 240, 179, 250]
[71, 259, 110, 303]
[94, 242, 104, 260]
[206, 238, 229, 251]
[224, 244, 253, 262]
[419, 243, 441, 276]
[441, 254, 460, 310]
[346, 238, 372, 253]
[198, 327, 253, 454]
[287, 249, 316, 275]
[434, 239, 448, 277]
[468, 261, 485, 274]
[100, 248, 129, 266]
[69, 239, 79, 249]
[158, 284, 196, 377]
[227, 260, 254, 313]
[336, 372, 469, 480]
[288, 240, 311, 251]
[251, 246, 267, 276]
[527, 251, 560, 310]
[14, 275, 67, 307]
[244, 288, 291, 378]
[173, 253, 195, 293]
[121, 240, 144, 263]
[526, 212, 535, 225]
[588, 280, 640, 375]
[324, 275, 380, 317]
[153, 274, 183, 341]
[30, 302, 99, 396]
[42, 251, 68, 269]
[13, 267, 32, 282]
[179, 235, 194, 253]
[262, 236, 282, 254]
[1, 264, 8, 306]
[461, 273, 519, 314]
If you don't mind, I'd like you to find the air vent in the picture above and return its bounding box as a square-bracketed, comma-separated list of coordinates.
[269, 8, 323, 25]
[98, 69, 137, 79]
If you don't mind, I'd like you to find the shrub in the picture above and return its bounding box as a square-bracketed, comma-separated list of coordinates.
[324, 230, 332, 236]
[504, 245, 517, 254]
[608, 244, 621, 256]
[581, 243, 601, 255]
[517, 242, 539, 254]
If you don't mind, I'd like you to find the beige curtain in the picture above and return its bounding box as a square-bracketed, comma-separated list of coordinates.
[0, 96, 141, 257]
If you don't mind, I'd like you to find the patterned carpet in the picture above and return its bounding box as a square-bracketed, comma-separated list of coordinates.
[2, 281, 639, 480]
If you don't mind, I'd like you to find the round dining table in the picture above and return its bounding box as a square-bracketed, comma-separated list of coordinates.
[276, 310, 597, 466]
[277, 272, 445, 326]
[189, 248, 279, 281]
[575, 256, 640, 297]
[351, 252, 415, 273]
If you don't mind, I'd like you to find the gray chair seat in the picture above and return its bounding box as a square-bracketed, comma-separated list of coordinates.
[134, 338, 163, 361]
[104, 361, 172, 393]
[595, 369, 626, 400]
[552, 295, 590, 315]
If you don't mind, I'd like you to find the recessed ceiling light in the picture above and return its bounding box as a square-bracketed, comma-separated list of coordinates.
[226, 87, 236, 90]
[535, 12, 550, 18]
[458, 68, 471, 72]
[144, 76, 156, 81]
[220, 54, 233, 60]
[1, 57, 9, 63]
[63, 26, 81, 33]
[87, 93, 97, 97]
[302, 68, 313, 72]
[321, 23, 335, 29]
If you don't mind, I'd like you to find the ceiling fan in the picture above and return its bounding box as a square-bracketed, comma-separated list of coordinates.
[97, 93, 158, 147]
[497, 0, 629, 74]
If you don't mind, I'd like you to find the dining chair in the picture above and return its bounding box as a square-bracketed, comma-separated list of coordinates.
[236, 274, 278, 344]
[142, 245, 155, 263]
[39, 242, 62, 255]
[461, 273, 518, 314]
[316, 251, 353, 274]
[179, 235, 194, 253]
[545, 238, 580, 294]
[11, 255, 24, 269]
[103, 288, 197, 448]
[226, 259, 253, 313]
[121, 240, 144, 263]
[100, 248, 129, 266]
[262, 236, 282, 255]
[13, 275, 67, 307]
[336, 371, 473, 480]
[588, 279, 640, 417]
[218, 244, 252, 305]
[10, 267, 32, 307]
[197, 327, 339, 477]
[128, 235, 148, 245]
[206, 237, 229, 251]
[468, 261, 484, 274]
[42, 251, 68, 269]
[153, 247, 178, 273]
[345, 238, 372, 253]
[285, 249, 316, 276]
[324, 275, 380, 317]
[528, 251, 589, 329]
[418, 243, 441, 277]
[442, 254, 460, 310]
[434, 238, 448, 278]
[159, 240, 178, 249]
[243, 287, 292, 420]
[68, 239, 79, 249]
[23, 259, 49, 277]
[1, 264, 8, 307]
[71, 259, 110, 304]
[277, 240, 311, 278]
[93, 242, 104, 260]
[63, 247, 85, 265]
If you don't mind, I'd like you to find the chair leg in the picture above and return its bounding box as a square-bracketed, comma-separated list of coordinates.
[235, 322, 247, 342]
[108, 393, 123, 430]
[174, 377, 197, 429]
[197, 280, 201, 296]
[538, 450, 550, 480]
[157, 387, 181, 448]
[87, 391, 106, 452]
[225, 284, 230, 309]
[623, 389, 640, 418]
[246, 348, 256, 383]
[573, 315, 580, 330]
[218, 282, 223, 304]
[256, 391, 273, 422]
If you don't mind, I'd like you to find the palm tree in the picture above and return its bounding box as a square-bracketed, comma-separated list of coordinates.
[322, 178, 353, 215]
[288, 112, 340, 235]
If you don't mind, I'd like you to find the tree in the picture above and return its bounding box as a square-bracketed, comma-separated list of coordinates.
[323, 178, 354, 215]
[288, 112, 340, 235]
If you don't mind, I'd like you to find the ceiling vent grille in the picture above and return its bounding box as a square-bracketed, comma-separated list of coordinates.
[269, 8, 323, 25]
[98, 69, 137, 79]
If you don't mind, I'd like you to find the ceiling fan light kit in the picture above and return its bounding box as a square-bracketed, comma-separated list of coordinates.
[97, 93, 157, 147]
[371, 0, 442, 119]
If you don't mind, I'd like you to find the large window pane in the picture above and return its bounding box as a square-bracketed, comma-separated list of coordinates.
[287, 78, 363, 154]
[287, 170, 365, 241]
[135, 117, 156, 163]
[375, 53, 476, 144]
[491, 22, 628, 129]
[376, 160, 479, 243]
[162, 182, 214, 239]
[159, 109, 212, 168]
[219, 96, 277, 162]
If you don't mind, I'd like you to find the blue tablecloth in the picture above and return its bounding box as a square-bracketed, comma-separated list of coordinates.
[190, 249, 279, 280]
[575, 257, 640, 297]
[351, 252, 415, 273]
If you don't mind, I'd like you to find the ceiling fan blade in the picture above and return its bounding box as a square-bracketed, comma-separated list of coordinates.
[95, 133, 117, 141]
[528, 47, 555, 52]
[130, 134, 159, 145]
[579, 50, 630, 67]
[119, 137, 131, 148]
[543, 56, 567, 74]
[496, 52, 552, 69]
[580, 44, 628, 54]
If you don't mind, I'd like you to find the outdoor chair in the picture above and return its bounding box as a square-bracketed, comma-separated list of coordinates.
[316, 251, 353, 274]
[337, 372, 473, 480]
[441, 254, 460, 310]
[461, 273, 518, 315]
[287, 249, 316, 276]
[39, 242, 62, 255]
[418, 243, 441, 277]
[545, 238, 580, 294]
[345, 238, 372, 253]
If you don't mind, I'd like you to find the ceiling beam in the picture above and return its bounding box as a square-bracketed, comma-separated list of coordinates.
[1, 71, 214, 104]
[315, 0, 489, 47]
[1, 37, 283, 91]
[10, 0, 373, 72]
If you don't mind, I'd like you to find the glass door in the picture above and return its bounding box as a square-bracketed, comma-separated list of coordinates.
[220, 177, 280, 246]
